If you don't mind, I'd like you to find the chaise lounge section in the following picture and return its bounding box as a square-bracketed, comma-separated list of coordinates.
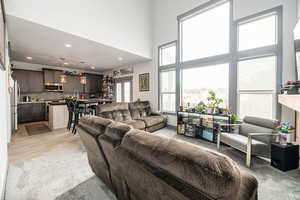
[78, 115, 258, 200]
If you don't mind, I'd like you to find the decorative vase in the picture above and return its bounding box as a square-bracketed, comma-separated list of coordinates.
[207, 107, 214, 114]
[279, 131, 293, 145]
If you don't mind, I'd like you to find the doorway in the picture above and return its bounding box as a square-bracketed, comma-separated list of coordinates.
[115, 77, 133, 103]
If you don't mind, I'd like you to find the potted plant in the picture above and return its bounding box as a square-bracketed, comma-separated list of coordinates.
[207, 90, 224, 114]
[231, 114, 241, 124]
[273, 121, 295, 145]
[195, 101, 207, 114]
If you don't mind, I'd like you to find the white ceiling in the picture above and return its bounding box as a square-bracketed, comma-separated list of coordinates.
[7, 15, 151, 72]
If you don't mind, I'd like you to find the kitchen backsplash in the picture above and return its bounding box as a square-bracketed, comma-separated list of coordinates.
[20, 92, 74, 101]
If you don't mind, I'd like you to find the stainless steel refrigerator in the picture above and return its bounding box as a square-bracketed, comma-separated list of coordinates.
[11, 80, 19, 132]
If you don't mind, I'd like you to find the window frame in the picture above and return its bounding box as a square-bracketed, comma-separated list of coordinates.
[158, 41, 178, 114]
[234, 7, 283, 120]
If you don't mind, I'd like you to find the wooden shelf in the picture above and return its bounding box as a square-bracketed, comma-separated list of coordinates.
[278, 95, 300, 112]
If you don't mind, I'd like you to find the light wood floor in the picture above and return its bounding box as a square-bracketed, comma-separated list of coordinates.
[9, 121, 82, 163]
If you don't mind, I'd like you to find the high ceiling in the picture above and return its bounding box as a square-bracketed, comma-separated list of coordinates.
[7, 15, 151, 72]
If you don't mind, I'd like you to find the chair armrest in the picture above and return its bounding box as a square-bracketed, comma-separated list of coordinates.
[217, 123, 243, 127]
[248, 132, 279, 137]
[248, 132, 279, 145]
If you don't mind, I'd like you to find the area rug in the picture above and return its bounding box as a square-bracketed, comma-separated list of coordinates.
[25, 124, 51, 136]
[5, 128, 300, 200]
[5, 145, 100, 200]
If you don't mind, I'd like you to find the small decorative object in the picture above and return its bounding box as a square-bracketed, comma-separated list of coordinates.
[178, 105, 184, 111]
[273, 121, 295, 145]
[177, 124, 185, 135]
[280, 81, 300, 94]
[207, 90, 224, 114]
[139, 73, 150, 91]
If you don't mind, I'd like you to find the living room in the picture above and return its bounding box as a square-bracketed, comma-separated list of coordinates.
[1, 0, 300, 199]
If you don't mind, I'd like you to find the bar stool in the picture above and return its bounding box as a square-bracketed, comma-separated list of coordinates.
[66, 99, 75, 131]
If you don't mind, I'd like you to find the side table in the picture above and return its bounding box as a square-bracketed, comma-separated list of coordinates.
[271, 143, 299, 172]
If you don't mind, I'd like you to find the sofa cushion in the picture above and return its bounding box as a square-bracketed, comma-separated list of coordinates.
[123, 120, 146, 130]
[78, 116, 113, 136]
[129, 101, 152, 119]
[221, 133, 269, 155]
[102, 122, 133, 148]
[120, 130, 241, 200]
[141, 116, 167, 127]
[97, 103, 132, 122]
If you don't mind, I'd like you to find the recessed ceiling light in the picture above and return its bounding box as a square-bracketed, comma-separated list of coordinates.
[64, 62, 69, 65]
[26, 56, 32, 60]
[65, 44, 72, 48]
[91, 66, 95, 69]
[118, 57, 123, 61]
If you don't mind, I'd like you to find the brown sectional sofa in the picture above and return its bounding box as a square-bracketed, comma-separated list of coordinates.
[96, 101, 167, 132]
[78, 115, 258, 200]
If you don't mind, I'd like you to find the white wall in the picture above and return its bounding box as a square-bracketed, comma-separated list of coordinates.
[0, 28, 10, 199]
[6, 0, 152, 59]
[130, 0, 298, 126]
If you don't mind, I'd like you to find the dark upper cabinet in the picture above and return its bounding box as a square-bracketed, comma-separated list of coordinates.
[63, 75, 83, 93]
[86, 74, 102, 94]
[12, 69, 44, 93]
[43, 69, 63, 84]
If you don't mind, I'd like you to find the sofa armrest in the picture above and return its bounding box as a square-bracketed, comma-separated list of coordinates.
[150, 111, 163, 116]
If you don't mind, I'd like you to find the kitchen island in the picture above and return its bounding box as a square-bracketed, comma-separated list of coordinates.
[48, 103, 68, 131]
[48, 99, 112, 130]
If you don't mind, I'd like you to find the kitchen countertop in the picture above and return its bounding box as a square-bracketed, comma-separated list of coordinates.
[48, 102, 66, 106]
[18, 101, 46, 105]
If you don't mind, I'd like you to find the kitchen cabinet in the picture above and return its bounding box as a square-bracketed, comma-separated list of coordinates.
[86, 74, 102, 94]
[12, 69, 44, 93]
[49, 105, 68, 130]
[43, 69, 63, 84]
[63, 75, 83, 93]
[18, 103, 46, 123]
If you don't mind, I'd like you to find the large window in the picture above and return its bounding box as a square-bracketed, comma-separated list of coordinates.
[182, 64, 229, 107]
[158, 1, 282, 120]
[159, 42, 177, 113]
[236, 10, 280, 119]
[180, 1, 230, 62]
[160, 43, 176, 66]
[238, 14, 277, 51]
[237, 56, 276, 119]
[160, 69, 176, 112]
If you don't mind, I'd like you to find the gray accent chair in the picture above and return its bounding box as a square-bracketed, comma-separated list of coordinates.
[217, 116, 279, 168]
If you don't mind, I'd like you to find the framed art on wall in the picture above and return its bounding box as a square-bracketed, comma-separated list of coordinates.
[0, 0, 6, 71]
[139, 73, 150, 92]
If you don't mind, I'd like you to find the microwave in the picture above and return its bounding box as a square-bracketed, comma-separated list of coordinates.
[45, 83, 63, 92]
